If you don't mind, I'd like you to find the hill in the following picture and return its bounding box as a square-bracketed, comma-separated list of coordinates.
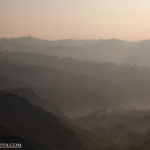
[1, 52, 150, 117]
[2, 36, 150, 66]
[0, 92, 85, 150]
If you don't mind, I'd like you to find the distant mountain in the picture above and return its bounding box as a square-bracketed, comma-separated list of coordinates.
[1, 52, 150, 117]
[0, 57, 110, 117]
[2, 36, 150, 66]
[0, 92, 85, 150]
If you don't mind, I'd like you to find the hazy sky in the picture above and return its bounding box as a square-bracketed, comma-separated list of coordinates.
[1, 0, 150, 41]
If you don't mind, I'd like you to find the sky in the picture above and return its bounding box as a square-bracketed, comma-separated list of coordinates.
[1, 0, 150, 41]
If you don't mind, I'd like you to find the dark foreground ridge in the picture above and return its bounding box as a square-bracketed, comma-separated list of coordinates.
[0, 92, 84, 150]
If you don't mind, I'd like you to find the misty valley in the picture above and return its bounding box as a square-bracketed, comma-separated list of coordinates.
[1, 37, 150, 150]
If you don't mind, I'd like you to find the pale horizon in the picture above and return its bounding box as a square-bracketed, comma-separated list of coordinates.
[1, 0, 150, 41]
